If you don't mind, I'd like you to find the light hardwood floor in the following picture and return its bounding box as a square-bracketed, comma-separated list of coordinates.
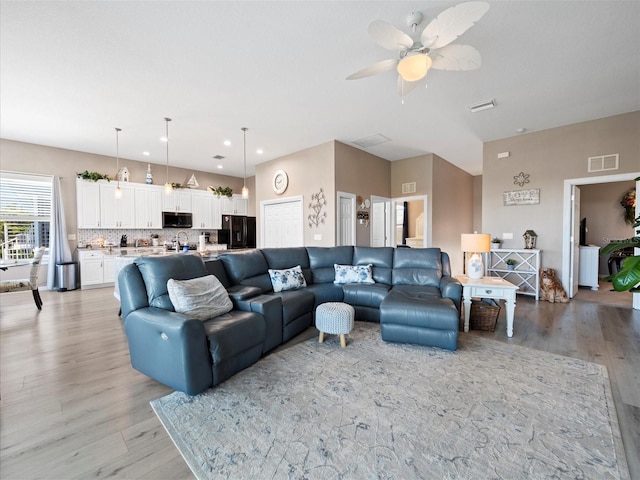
[1, 287, 639, 479]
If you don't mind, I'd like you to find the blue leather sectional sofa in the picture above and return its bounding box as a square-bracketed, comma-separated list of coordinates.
[119, 246, 462, 395]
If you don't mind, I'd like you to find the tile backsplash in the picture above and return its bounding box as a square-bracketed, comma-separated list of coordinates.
[77, 228, 219, 247]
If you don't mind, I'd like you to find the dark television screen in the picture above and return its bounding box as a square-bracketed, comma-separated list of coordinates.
[579, 218, 587, 246]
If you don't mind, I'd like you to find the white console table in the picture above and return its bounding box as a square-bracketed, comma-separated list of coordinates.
[488, 249, 541, 299]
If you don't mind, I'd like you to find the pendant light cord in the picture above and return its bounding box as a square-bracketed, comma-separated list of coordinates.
[241, 127, 249, 198]
[115, 127, 121, 191]
[165, 117, 171, 187]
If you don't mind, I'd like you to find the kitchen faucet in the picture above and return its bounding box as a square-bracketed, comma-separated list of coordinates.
[175, 231, 189, 252]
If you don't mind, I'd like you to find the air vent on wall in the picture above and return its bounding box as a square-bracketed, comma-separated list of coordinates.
[588, 154, 619, 173]
[402, 182, 416, 194]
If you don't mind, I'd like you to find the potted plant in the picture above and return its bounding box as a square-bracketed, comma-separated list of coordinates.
[601, 179, 639, 292]
[491, 237, 503, 249]
[207, 186, 233, 198]
[77, 170, 111, 182]
[505, 259, 518, 271]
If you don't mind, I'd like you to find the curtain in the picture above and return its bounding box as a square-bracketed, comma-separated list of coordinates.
[402, 201, 409, 245]
[47, 176, 73, 290]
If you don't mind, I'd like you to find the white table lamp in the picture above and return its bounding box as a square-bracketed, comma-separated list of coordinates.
[461, 233, 491, 280]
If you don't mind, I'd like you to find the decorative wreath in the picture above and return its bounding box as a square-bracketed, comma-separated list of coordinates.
[621, 187, 636, 225]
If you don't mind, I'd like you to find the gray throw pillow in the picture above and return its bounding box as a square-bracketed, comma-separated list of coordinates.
[167, 275, 233, 320]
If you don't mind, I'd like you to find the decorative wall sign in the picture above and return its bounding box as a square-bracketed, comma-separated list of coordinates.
[513, 171, 530, 187]
[308, 188, 327, 228]
[503, 188, 540, 206]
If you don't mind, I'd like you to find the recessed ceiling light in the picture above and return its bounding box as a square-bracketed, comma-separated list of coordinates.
[256, 148, 263, 155]
[224, 140, 231, 146]
[469, 99, 496, 113]
[516, 128, 527, 134]
[217, 165, 223, 169]
[143, 151, 150, 156]
[160, 136, 168, 142]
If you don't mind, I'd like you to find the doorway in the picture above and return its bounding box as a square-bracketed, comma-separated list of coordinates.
[391, 195, 428, 247]
[370, 196, 392, 247]
[562, 172, 639, 308]
[336, 192, 356, 246]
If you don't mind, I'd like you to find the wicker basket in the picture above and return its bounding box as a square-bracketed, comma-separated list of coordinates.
[469, 298, 500, 331]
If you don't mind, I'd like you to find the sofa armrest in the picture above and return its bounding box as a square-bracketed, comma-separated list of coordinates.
[440, 276, 462, 312]
[123, 307, 212, 395]
[234, 294, 284, 353]
[227, 285, 263, 302]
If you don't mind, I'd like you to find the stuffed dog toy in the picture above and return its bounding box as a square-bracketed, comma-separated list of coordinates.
[539, 268, 569, 303]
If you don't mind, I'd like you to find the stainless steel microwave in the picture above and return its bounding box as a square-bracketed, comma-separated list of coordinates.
[162, 211, 193, 228]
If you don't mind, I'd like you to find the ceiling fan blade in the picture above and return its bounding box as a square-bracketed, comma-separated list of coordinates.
[368, 20, 413, 51]
[430, 44, 481, 70]
[346, 58, 399, 80]
[397, 75, 421, 97]
[421, 1, 490, 50]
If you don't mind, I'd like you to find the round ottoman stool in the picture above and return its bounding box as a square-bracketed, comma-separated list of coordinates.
[315, 302, 355, 348]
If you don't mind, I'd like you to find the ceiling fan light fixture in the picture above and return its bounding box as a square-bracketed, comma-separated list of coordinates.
[397, 53, 432, 82]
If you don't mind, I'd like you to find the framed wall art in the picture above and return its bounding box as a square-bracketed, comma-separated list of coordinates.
[503, 188, 540, 206]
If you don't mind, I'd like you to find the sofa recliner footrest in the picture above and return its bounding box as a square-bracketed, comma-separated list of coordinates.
[380, 292, 459, 350]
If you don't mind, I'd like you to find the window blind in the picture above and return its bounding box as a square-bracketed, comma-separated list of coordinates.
[0, 172, 53, 221]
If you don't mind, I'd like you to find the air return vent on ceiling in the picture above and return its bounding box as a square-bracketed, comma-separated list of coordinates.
[588, 154, 618, 173]
[402, 182, 416, 194]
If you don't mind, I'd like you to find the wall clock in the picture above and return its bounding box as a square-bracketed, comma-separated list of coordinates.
[272, 169, 288, 194]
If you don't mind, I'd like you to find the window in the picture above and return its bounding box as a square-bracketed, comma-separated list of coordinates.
[0, 171, 52, 260]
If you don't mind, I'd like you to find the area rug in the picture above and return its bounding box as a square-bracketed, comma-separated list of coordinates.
[151, 322, 630, 480]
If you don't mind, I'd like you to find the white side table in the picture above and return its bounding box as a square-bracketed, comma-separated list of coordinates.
[456, 275, 519, 338]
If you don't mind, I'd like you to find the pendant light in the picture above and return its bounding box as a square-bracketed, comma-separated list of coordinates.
[114, 127, 122, 199]
[163, 117, 173, 194]
[241, 127, 249, 199]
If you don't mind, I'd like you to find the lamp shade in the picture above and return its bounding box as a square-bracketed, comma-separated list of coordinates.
[461, 233, 491, 253]
[397, 53, 432, 82]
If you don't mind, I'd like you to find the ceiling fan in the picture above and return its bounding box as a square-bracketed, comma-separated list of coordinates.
[346, 2, 490, 96]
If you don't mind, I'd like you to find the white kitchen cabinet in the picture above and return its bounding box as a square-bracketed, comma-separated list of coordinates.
[220, 194, 248, 215]
[100, 183, 136, 228]
[79, 250, 116, 288]
[233, 195, 248, 216]
[191, 190, 214, 229]
[76, 179, 102, 228]
[162, 189, 192, 212]
[135, 186, 162, 228]
[578, 245, 600, 290]
[210, 196, 222, 230]
[219, 195, 233, 215]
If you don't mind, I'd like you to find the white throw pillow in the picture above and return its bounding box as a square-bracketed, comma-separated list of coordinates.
[333, 264, 375, 284]
[268, 265, 307, 293]
[167, 275, 233, 321]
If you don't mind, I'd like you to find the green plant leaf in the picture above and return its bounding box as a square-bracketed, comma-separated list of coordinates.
[609, 255, 640, 292]
[600, 237, 640, 256]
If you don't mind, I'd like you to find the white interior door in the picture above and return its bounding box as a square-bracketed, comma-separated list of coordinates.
[336, 192, 355, 246]
[261, 197, 303, 248]
[569, 185, 581, 297]
[371, 196, 391, 247]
